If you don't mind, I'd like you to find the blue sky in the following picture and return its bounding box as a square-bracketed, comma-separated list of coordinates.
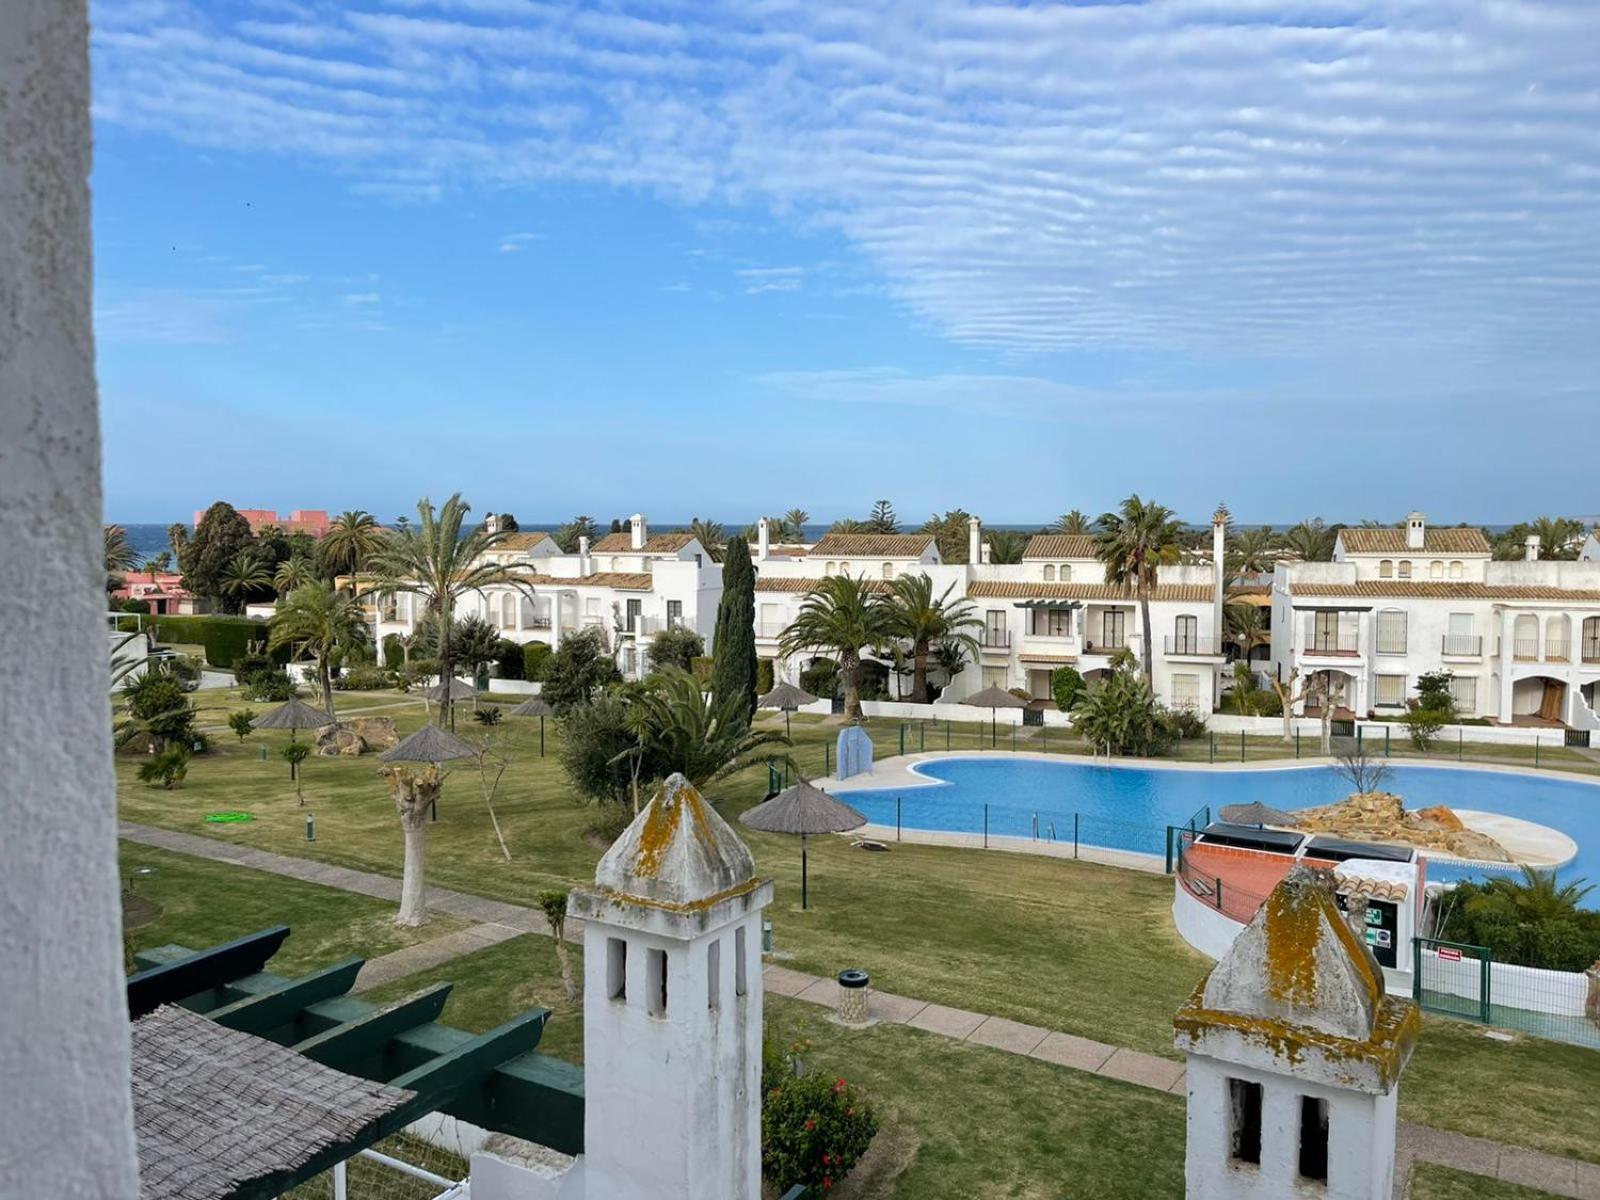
[92, 0, 1600, 527]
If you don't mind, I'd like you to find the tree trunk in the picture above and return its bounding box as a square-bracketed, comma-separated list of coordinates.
[437, 603, 453, 729]
[842, 648, 863, 722]
[1138, 578, 1155, 684]
[552, 928, 578, 1001]
[385, 766, 439, 927]
[913, 640, 929, 701]
[320, 659, 336, 720]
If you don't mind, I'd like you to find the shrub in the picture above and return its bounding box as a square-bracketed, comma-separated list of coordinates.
[227, 709, 256, 742]
[1403, 707, 1446, 750]
[757, 658, 776, 696]
[1071, 664, 1175, 756]
[541, 629, 623, 712]
[523, 641, 553, 681]
[495, 638, 525, 680]
[648, 626, 705, 674]
[124, 614, 283, 669]
[243, 668, 296, 702]
[119, 669, 198, 750]
[336, 664, 394, 691]
[137, 745, 191, 790]
[1164, 706, 1208, 741]
[799, 659, 839, 700]
[382, 633, 406, 670]
[1434, 870, 1600, 971]
[558, 693, 655, 806]
[762, 1069, 878, 1194]
[690, 655, 715, 683]
[1051, 665, 1086, 712]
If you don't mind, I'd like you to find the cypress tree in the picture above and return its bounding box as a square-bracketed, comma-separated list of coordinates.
[710, 536, 759, 724]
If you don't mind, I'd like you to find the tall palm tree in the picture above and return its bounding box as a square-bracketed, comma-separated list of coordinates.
[828, 517, 865, 535]
[688, 517, 726, 561]
[273, 555, 316, 596]
[318, 510, 384, 580]
[1095, 495, 1182, 684]
[219, 551, 273, 610]
[883, 573, 983, 700]
[1225, 527, 1280, 583]
[1528, 516, 1584, 560]
[104, 524, 137, 586]
[1283, 518, 1338, 563]
[1225, 602, 1268, 663]
[779, 575, 892, 722]
[367, 494, 532, 728]
[1051, 510, 1091, 535]
[985, 529, 1028, 564]
[781, 508, 810, 542]
[626, 668, 791, 788]
[268, 583, 369, 718]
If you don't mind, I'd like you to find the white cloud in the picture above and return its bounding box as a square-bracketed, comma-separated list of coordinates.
[88, 0, 1600, 377]
[497, 230, 543, 252]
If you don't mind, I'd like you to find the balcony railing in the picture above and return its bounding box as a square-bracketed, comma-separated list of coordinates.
[1081, 638, 1129, 655]
[1545, 637, 1571, 663]
[1303, 632, 1359, 656]
[1513, 638, 1540, 661]
[1163, 636, 1223, 657]
[980, 630, 1012, 649]
[1440, 634, 1482, 656]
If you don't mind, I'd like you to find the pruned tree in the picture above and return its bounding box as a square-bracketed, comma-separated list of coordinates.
[1334, 742, 1391, 794]
[384, 764, 442, 926]
[470, 706, 516, 861]
[538, 890, 579, 1001]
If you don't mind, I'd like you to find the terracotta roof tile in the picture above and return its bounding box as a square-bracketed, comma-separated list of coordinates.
[754, 576, 892, 594]
[1336, 527, 1490, 555]
[591, 532, 697, 554]
[568, 572, 656, 590]
[968, 580, 1211, 602]
[803, 533, 936, 558]
[495, 532, 556, 551]
[1292, 581, 1600, 601]
[1023, 534, 1099, 560]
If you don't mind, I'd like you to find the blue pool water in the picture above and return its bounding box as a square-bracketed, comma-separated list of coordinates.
[842, 758, 1600, 903]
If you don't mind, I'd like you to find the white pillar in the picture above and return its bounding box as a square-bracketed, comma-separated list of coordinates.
[578, 536, 592, 577]
[0, 2, 142, 1191]
[757, 516, 771, 561]
[1498, 608, 1514, 721]
[968, 516, 982, 565]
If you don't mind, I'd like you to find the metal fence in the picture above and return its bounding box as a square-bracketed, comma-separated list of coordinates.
[286, 1134, 467, 1200]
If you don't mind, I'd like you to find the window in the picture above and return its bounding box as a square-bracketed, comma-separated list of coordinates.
[1298, 1096, 1329, 1183]
[1375, 674, 1407, 707]
[707, 939, 721, 1011]
[1449, 674, 1478, 713]
[1043, 564, 1056, 581]
[1375, 609, 1407, 655]
[985, 609, 1007, 647]
[626, 598, 642, 631]
[1173, 614, 1198, 654]
[646, 948, 667, 1017]
[1398, 560, 1413, 579]
[1098, 609, 1126, 649]
[882, 562, 894, 580]
[667, 599, 682, 627]
[826, 561, 838, 575]
[1378, 559, 1393, 578]
[607, 937, 627, 1002]
[610, 557, 620, 571]
[734, 926, 748, 997]
[501, 593, 516, 629]
[1034, 607, 1072, 637]
[1429, 560, 1444, 580]
[1058, 564, 1072, 582]
[1228, 1079, 1262, 1165]
[1172, 673, 1200, 710]
[1449, 560, 1464, 579]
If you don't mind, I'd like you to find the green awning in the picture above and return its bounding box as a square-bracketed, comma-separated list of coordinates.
[1012, 599, 1084, 611]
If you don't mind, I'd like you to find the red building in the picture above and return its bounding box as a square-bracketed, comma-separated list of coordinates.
[192, 507, 331, 538]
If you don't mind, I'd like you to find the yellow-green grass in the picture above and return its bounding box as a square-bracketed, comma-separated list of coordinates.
[1409, 1163, 1566, 1199]
[120, 843, 467, 977]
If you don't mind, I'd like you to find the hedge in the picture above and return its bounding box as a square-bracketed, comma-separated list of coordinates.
[757, 657, 775, 695]
[523, 641, 553, 681]
[119, 614, 285, 669]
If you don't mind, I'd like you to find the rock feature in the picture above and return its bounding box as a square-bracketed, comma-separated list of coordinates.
[315, 716, 399, 757]
[1288, 791, 1510, 862]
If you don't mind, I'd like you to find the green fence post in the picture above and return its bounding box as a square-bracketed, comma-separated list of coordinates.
[1011, 725, 1017, 752]
[1295, 728, 1300, 758]
[919, 723, 925, 752]
[899, 725, 905, 756]
[1356, 725, 1363, 750]
[1073, 812, 1079, 859]
[896, 796, 901, 842]
[1215, 878, 1224, 913]
[1385, 726, 1390, 757]
[1480, 950, 1492, 1024]
[825, 741, 831, 776]
[1412, 938, 1423, 1003]
[983, 804, 989, 849]
[1209, 732, 1215, 764]
[1240, 730, 1245, 762]
[1165, 826, 1175, 874]
[1459, 728, 1464, 762]
[946, 721, 951, 751]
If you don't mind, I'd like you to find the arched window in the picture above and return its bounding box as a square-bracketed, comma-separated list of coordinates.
[881, 562, 894, 580]
[500, 593, 516, 629]
[1043, 564, 1056, 581]
[826, 561, 838, 576]
[1397, 560, 1413, 579]
[1449, 560, 1464, 579]
[1379, 560, 1393, 578]
[1059, 564, 1072, 582]
[1583, 616, 1600, 661]
[1513, 613, 1539, 659]
[609, 557, 620, 571]
[1429, 560, 1443, 580]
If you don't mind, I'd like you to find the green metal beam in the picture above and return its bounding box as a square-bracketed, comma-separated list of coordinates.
[387, 1010, 550, 1111]
[293, 984, 454, 1070]
[207, 957, 364, 1036]
[453, 1051, 586, 1155]
[126, 926, 290, 1018]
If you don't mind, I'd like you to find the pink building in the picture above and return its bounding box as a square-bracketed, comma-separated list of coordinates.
[193, 507, 331, 538]
[111, 572, 206, 616]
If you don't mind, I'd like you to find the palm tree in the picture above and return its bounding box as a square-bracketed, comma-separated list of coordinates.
[367, 494, 532, 728]
[778, 575, 891, 722]
[1225, 527, 1280, 583]
[318, 510, 384, 580]
[883, 573, 983, 700]
[689, 518, 726, 561]
[627, 668, 790, 787]
[828, 517, 865, 535]
[268, 583, 369, 718]
[1051, 510, 1091, 535]
[985, 529, 1028, 564]
[1283, 518, 1338, 563]
[1094, 495, 1181, 684]
[553, 515, 600, 554]
[781, 508, 810, 542]
[104, 524, 137, 588]
[219, 551, 273, 609]
[1225, 602, 1268, 664]
[1529, 516, 1584, 560]
[273, 555, 316, 596]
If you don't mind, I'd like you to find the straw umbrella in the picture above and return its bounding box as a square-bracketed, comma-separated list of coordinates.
[420, 677, 477, 729]
[508, 694, 554, 757]
[253, 697, 334, 804]
[960, 684, 1027, 747]
[757, 681, 818, 739]
[740, 781, 866, 910]
[1219, 802, 1297, 828]
[380, 725, 479, 821]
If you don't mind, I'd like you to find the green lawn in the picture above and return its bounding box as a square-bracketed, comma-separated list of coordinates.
[120, 842, 466, 977]
[1409, 1163, 1565, 1199]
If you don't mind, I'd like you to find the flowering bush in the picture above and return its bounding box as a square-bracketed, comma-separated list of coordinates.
[761, 1068, 878, 1193]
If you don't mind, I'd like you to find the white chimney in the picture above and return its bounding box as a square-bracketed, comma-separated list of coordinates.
[757, 516, 771, 561]
[631, 513, 647, 551]
[980, 542, 993, 565]
[968, 516, 982, 565]
[1525, 534, 1541, 562]
[578, 535, 592, 575]
[1406, 511, 1426, 551]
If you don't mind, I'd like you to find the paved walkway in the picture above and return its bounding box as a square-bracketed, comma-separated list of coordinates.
[119, 820, 1599, 1200]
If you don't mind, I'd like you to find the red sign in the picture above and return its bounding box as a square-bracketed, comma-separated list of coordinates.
[1437, 947, 1463, 963]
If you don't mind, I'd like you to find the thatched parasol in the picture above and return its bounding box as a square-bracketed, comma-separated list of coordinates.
[757, 681, 818, 737]
[1219, 801, 1298, 828]
[380, 724, 479, 822]
[740, 781, 865, 910]
[253, 697, 334, 804]
[508, 694, 554, 755]
[960, 683, 1027, 746]
[421, 677, 478, 702]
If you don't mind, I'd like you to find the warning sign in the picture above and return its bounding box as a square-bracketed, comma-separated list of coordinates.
[1437, 947, 1463, 963]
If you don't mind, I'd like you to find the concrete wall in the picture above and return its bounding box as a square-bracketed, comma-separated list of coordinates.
[0, 1, 142, 1191]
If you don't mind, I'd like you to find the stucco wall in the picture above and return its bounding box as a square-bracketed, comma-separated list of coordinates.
[0, 1, 142, 1192]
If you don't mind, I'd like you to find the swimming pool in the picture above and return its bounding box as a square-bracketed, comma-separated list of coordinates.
[840, 758, 1600, 903]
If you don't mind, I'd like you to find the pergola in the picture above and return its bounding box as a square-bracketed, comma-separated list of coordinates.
[126, 926, 583, 1199]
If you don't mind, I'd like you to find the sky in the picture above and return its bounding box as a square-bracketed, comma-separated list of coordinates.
[91, 0, 1600, 527]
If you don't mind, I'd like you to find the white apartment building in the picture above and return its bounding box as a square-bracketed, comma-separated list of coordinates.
[370, 515, 720, 679]
[1269, 513, 1600, 732]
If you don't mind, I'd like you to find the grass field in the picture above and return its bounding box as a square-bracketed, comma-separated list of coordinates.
[117, 683, 1600, 1180]
[1409, 1164, 1567, 1200]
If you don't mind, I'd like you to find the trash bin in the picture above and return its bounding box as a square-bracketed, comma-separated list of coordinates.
[837, 969, 870, 1025]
